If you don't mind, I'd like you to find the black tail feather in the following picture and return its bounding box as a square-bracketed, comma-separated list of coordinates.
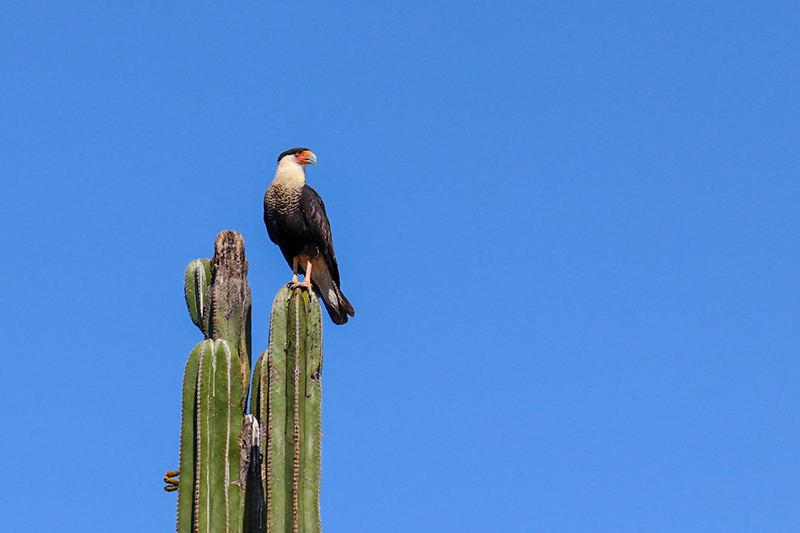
[317, 284, 354, 325]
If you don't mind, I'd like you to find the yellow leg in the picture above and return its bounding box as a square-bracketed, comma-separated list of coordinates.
[301, 259, 314, 290]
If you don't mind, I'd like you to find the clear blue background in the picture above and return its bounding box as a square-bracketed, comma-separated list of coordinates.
[1, 1, 798, 531]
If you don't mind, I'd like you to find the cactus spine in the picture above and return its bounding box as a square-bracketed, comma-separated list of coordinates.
[252, 286, 323, 533]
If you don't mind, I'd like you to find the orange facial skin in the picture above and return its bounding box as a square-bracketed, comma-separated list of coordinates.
[296, 150, 317, 165]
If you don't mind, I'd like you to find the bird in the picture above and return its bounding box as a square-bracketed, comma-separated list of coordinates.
[264, 147, 355, 324]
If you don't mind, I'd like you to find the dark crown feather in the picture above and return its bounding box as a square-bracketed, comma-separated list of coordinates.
[277, 147, 310, 162]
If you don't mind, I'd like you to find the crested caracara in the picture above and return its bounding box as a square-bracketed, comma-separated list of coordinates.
[264, 148, 355, 325]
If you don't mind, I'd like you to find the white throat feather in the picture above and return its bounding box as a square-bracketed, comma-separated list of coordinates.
[272, 156, 307, 189]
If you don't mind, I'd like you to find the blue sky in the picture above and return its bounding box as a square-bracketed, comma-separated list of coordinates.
[1, 1, 799, 531]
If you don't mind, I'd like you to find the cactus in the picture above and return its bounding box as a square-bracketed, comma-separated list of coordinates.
[175, 231, 254, 533]
[208, 232, 253, 371]
[173, 231, 324, 533]
[184, 232, 252, 405]
[252, 286, 323, 533]
[185, 259, 212, 337]
[177, 339, 247, 533]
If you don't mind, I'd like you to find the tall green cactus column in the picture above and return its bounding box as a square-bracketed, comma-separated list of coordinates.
[176, 231, 254, 533]
[252, 286, 323, 533]
[178, 339, 246, 533]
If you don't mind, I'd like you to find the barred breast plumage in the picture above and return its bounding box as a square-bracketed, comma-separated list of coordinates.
[265, 184, 301, 216]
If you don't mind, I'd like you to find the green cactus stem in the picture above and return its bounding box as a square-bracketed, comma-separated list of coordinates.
[175, 230, 255, 533]
[183, 231, 252, 411]
[177, 339, 246, 533]
[174, 231, 325, 533]
[252, 286, 323, 533]
[185, 259, 212, 337]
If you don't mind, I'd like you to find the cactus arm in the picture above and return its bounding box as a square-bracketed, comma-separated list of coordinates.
[185, 259, 212, 337]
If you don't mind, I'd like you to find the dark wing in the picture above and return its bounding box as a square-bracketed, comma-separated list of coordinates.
[300, 185, 341, 285]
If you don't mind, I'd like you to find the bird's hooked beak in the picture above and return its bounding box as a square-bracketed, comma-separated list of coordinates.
[300, 150, 317, 165]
